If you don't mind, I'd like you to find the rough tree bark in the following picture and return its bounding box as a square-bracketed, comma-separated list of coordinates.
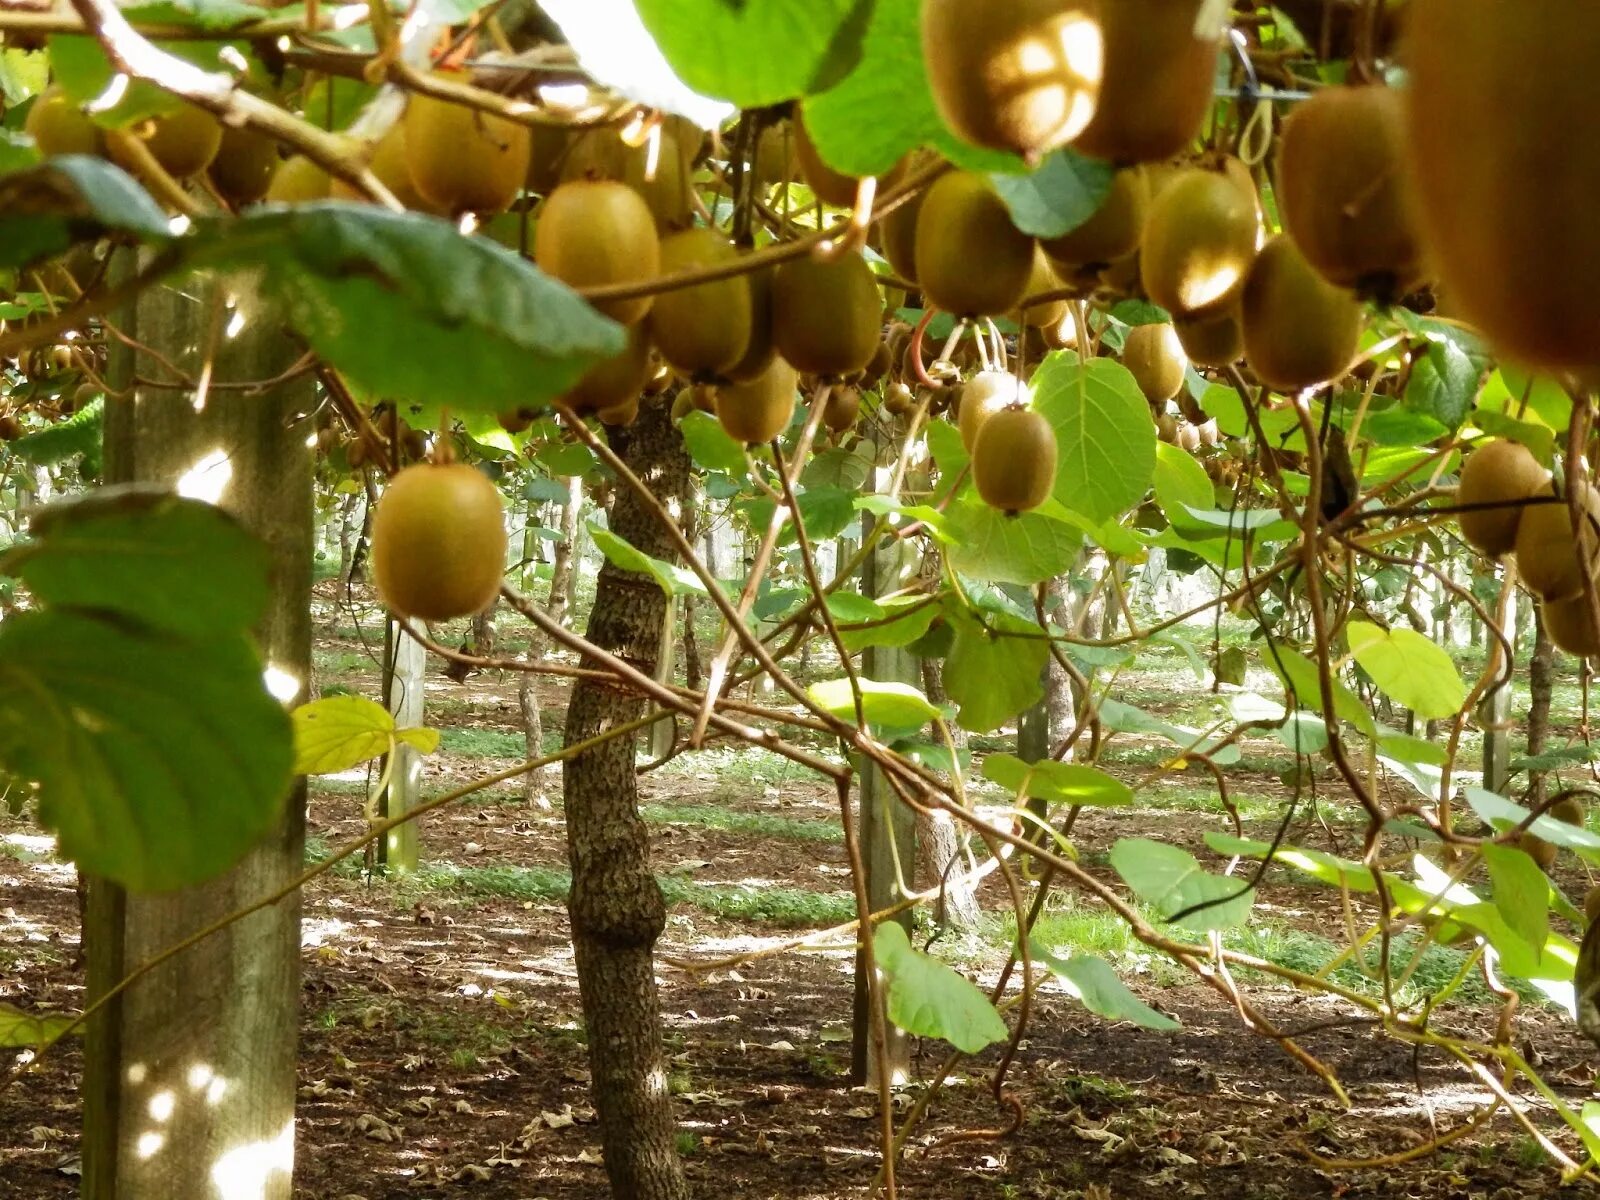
[84, 277, 311, 1198]
[562, 398, 689, 1200]
[1527, 609, 1555, 809]
[521, 476, 581, 807]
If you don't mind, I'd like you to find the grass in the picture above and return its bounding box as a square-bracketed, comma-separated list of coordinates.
[640, 802, 842, 843]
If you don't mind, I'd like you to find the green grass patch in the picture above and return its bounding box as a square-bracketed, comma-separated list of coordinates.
[439, 727, 528, 758]
[642, 802, 841, 843]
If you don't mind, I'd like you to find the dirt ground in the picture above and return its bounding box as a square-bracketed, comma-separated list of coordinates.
[2, 602, 1599, 1199]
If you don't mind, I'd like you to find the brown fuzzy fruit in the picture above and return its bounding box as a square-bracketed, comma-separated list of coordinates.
[110, 104, 222, 178]
[404, 85, 531, 216]
[26, 87, 101, 157]
[717, 358, 797, 444]
[1456, 439, 1551, 557]
[915, 171, 1035, 316]
[1518, 830, 1559, 872]
[1041, 166, 1150, 271]
[1015, 248, 1068, 328]
[535, 180, 661, 325]
[793, 113, 906, 208]
[0, 414, 21, 441]
[883, 382, 914, 416]
[958, 372, 1029, 452]
[1141, 166, 1260, 318]
[1557, 798, 1589, 829]
[648, 229, 752, 377]
[1544, 595, 1600, 658]
[771, 252, 882, 378]
[1515, 482, 1600, 603]
[371, 462, 508, 621]
[1072, 0, 1222, 165]
[264, 156, 330, 204]
[921, 0, 1102, 159]
[972, 406, 1058, 513]
[331, 124, 445, 214]
[1587, 884, 1600, 925]
[1175, 305, 1243, 368]
[878, 172, 928, 283]
[1240, 235, 1364, 392]
[823, 386, 861, 433]
[598, 395, 640, 427]
[1122, 322, 1188, 403]
[207, 126, 279, 206]
[564, 324, 653, 414]
[560, 120, 697, 231]
[1404, 2, 1600, 372]
[726, 263, 778, 384]
[1277, 84, 1420, 300]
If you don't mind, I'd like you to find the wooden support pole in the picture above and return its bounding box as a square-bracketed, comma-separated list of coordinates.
[378, 619, 426, 874]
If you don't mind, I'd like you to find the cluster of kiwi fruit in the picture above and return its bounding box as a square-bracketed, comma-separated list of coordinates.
[1456, 439, 1600, 657]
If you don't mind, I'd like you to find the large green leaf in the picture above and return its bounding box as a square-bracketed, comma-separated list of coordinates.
[874, 922, 1008, 1053]
[1206, 833, 1378, 893]
[1032, 353, 1156, 523]
[0, 154, 171, 269]
[1482, 843, 1551, 955]
[808, 677, 941, 729]
[1094, 697, 1241, 765]
[945, 499, 1081, 585]
[1268, 645, 1377, 738]
[989, 149, 1115, 238]
[1109, 837, 1253, 932]
[1151, 441, 1213, 537]
[6, 396, 104, 466]
[679, 410, 746, 475]
[1401, 330, 1481, 433]
[0, 1002, 77, 1048]
[1036, 951, 1180, 1031]
[292, 694, 438, 776]
[48, 34, 238, 127]
[187, 204, 624, 415]
[632, 0, 870, 107]
[943, 608, 1048, 733]
[837, 595, 941, 654]
[1, 489, 267, 638]
[0, 610, 292, 891]
[982, 753, 1132, 807]
[1346, 620, 1465, 720]
[1465, 787, 1600, 868]
[589, 526, 711, 599]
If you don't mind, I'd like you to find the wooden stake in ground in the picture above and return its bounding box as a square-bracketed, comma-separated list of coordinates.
[84, 273, 312, 1199]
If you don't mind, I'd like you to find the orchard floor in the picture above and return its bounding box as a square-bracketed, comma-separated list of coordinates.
[3, 595, 1600, 1199]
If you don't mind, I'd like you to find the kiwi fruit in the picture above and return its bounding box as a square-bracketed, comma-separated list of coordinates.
[498, 407, 536, 434]
[535, 180, 661, 325]
[561, 120, 697, 231]
[726, 262, 778, 384]
[1041, 167, 1150, 272]
[823, 385, 861, 433]
[332, 124, 445, 214]
[109, 103, 222, 179]
[863, 338, 894, 385]
[648, 229, 753, 378]
[771, 251, 882, 377]
[972, 406, 1058, 514]
[915, 171, 1035, 316]
[207, 126, 279, 206]
[598, 395, 640, 427]
[1042, 310, 1081, 351]
[1517, 829, 1559, 871]
[1403, 2, 1600, 372]
[26, 87, 101, 157]
[753, 120, 798, 189]
[1015, 248, 1068, 328]
[525, 122, 572, 195]
[564, 324, 653, 414]
[1071, 0, 1222, 165]
[1544, 594, 1600, 658]
[878, 180, 927, 283]
[1515, 482, 1600, 603]
[1587, 884, 1600, 925]
[1122, 322, 1188, 403]
[1141, 166, 1260, 318]
[717, 358, 798, 444]
[1455, 438, 1550, 557]
[1175, 304, 1244, 368]
[882, 381, 914, 416]
[265, 155, 331, 204]
[1156, 412, 1179, 443]
[404, 85, 531, 216]
[958, 371, 1028, 452]
[1277, 84, 1420, 300]
[0, 414, 21, 441]
[921, 0, 1102, 159]
[371, 461, 508, 621]
[793, 111, 906, 208]
[1240, 235, 1364, 392]
[1176, 421, 1201, 453]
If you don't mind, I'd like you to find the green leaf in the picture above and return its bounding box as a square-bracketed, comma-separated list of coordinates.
[1109, 838, 1254, 932]
[1346, 620, 1465, 720]
[1152, 441, 1213, 535]
[0, 154, 171, 268]
[1376, 729, 1449, 766]
[49, 34, 241, 127]
[943, 608, 1048, 733]
[1206, 833, 1378, 893]
[2, 489, 267, 639]
[807, 677, 940, 728]
[122, 0, 270, 30]
[874, 922, 1008, 1053]
[679, 410, 746, 475]
[1464, 788, 1600, 867]
[989, 149, 1115, 238]
[1035, 952, 1180, 1031]
[945, 499, 1081, 586]
[1032, 353, 1156, 523]
[6, 396, 103, 466]
[1094, 697, 1241, 765]
[838, 595, 941, 654]
[982, 753, 1132, 807]
[0, 1002, 77, 1048]
[1482, 842, 1551, 954]
[292, 694, 438, 776]
[632, 0, 870, 107]
[1403, 337, 1480, 432]
[0, 610, 292, 891]
[855, 494, 951, 542]
[1268, 645, 1377, 738]
[804, 443, 874, 491]
[822, 591, 883, 624]
[187, 205, 624, 415]
[589, 526, 709, 599]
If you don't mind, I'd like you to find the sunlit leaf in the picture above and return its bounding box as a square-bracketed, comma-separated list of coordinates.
[874, 922, 1008, 1053]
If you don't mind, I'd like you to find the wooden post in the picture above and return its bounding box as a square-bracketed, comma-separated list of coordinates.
[1479, 577, 1518, 795]
[378, 619, 427, 873]
[85, 274, 311, 1198]
[852, 510, 918, 1086]
[649, 601, 677, 759]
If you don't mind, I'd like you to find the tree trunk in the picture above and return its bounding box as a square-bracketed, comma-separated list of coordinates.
[84, 276, 311, 1198]
[470, 600, 497, 657]
[562, 398, 689, 1200]
[1527, 608, 1555, 809]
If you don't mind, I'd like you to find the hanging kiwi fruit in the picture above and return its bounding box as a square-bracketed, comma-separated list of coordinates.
[1403, 2, 1600, 373]
[207, 125, 279, 207]
[1122, 322, 1188, 404]
[793, 112, 906, 208]
[726, 260, 778, 384]
[563, 324, 654, 415]
[972, 406, 1058, 514]
[717, 358, 798, 445]
[1544, 594, 1600, 658]
[109, 103, 223, 179]
[403, 83, 531, 216]
[648, 229, 753, 378]
[1040, 166, 1149, 274]
[26, 86, 101, 157]
[1071, 0, 1222, 165]
[371, 461, 508, 621]
[920, 0, 1102, 159]
[265, 155, 331, 204]
[561, 119, 698, 231]
[1277, 84, 1420, 300]
[915, 171, 1035, 316]
[1174, 305, 1243, 368]
[957, 372, 1029, 452]
[771, 252, 882, 378]
[331, 123, 445, 214]
[1455, 439, 1551, 558]
[1140, 165, 1260, 319]
[535, 180, 661, 325]
[1240, 235, 1364, 393]
[1014, 248, 1069, 329]
[1515, 482, 1600, 603]
[822, 386, 861, 434]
